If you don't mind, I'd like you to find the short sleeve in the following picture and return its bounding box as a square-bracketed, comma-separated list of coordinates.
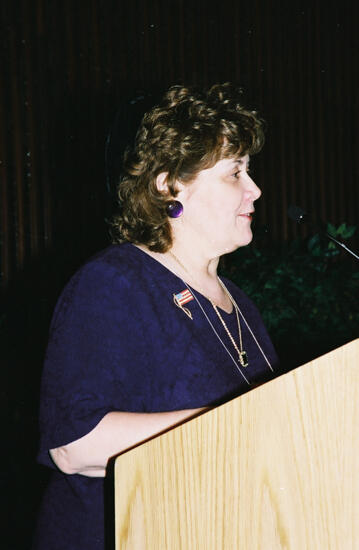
[37, 258, 149, 468]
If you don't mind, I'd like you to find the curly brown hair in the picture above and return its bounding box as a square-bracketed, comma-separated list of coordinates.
[111, 83, 265, 252]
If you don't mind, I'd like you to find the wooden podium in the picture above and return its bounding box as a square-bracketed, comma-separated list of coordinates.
[114, 340, 359, 549]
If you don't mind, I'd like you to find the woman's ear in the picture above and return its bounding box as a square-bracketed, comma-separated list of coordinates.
[155, 172, 169, 194]
[155, 172, 186, 199]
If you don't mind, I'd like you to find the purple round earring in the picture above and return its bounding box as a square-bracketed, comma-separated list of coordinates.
[166, 200, 183, 218]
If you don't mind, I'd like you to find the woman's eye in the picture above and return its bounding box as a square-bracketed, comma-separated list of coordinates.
[231, 164, 251, 179]
[232, 169, 248, 178]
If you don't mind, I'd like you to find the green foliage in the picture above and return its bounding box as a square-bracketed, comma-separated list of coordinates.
[221, 223, 359, 369]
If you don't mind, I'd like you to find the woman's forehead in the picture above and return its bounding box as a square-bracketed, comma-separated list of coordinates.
[198, 155, 250, 178]
[218, 155, 250, 168]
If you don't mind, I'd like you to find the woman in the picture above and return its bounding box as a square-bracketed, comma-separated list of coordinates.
[34, 83, 278, 549]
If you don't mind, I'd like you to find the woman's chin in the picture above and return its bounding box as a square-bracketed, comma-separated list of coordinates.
[221, 235, 253, 255]
[207, 229, 254, 256]
[235, 230, 254, 249]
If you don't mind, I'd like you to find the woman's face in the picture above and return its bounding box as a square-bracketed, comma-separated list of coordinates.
[175, 155, 261, 256]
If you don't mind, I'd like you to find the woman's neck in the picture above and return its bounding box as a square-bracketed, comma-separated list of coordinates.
[169, 241, 219, 279]
[134, 243, 232, 313]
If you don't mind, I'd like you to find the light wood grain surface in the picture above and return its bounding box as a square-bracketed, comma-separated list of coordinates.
[114, 340, 359, 549]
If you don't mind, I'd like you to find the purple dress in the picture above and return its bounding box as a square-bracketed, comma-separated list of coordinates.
[33, 243, 278, 549]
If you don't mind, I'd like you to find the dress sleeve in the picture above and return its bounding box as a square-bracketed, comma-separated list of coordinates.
[37, 258, 147, 468]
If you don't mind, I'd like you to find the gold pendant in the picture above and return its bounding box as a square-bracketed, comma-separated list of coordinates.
[238, 350, 248, 368]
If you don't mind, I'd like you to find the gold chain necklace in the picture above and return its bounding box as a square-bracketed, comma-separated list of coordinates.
[212, 285, 248, 368]
[169, 251, 249, 368]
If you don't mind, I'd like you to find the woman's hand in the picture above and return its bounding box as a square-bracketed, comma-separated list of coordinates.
[50, 408, 207, 477]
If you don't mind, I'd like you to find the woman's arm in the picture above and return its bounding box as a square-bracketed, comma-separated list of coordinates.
[50, 408, 206, 477]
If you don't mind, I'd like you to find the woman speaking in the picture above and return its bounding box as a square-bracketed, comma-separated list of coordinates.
[34, 83, 278, 549]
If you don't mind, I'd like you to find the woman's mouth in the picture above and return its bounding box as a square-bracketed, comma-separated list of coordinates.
[238, 212, 254, 220]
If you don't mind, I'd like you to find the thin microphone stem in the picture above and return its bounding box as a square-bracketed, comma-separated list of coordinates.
[288, 205, 359, 262]
[325, 232, 359, 260]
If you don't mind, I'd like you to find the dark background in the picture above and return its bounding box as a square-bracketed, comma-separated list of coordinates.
[1, 1, 358, 548]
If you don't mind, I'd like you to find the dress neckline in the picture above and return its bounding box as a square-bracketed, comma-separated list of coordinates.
[123, 242, 234, 316]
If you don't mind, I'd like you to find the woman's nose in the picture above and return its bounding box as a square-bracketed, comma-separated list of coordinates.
[247, 175, 262, 200]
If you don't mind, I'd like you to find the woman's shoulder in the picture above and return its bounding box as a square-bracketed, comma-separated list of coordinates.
[50, 244, 152, 325]
[67, 242, 151, 289]
[80, 242, 143, 274]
